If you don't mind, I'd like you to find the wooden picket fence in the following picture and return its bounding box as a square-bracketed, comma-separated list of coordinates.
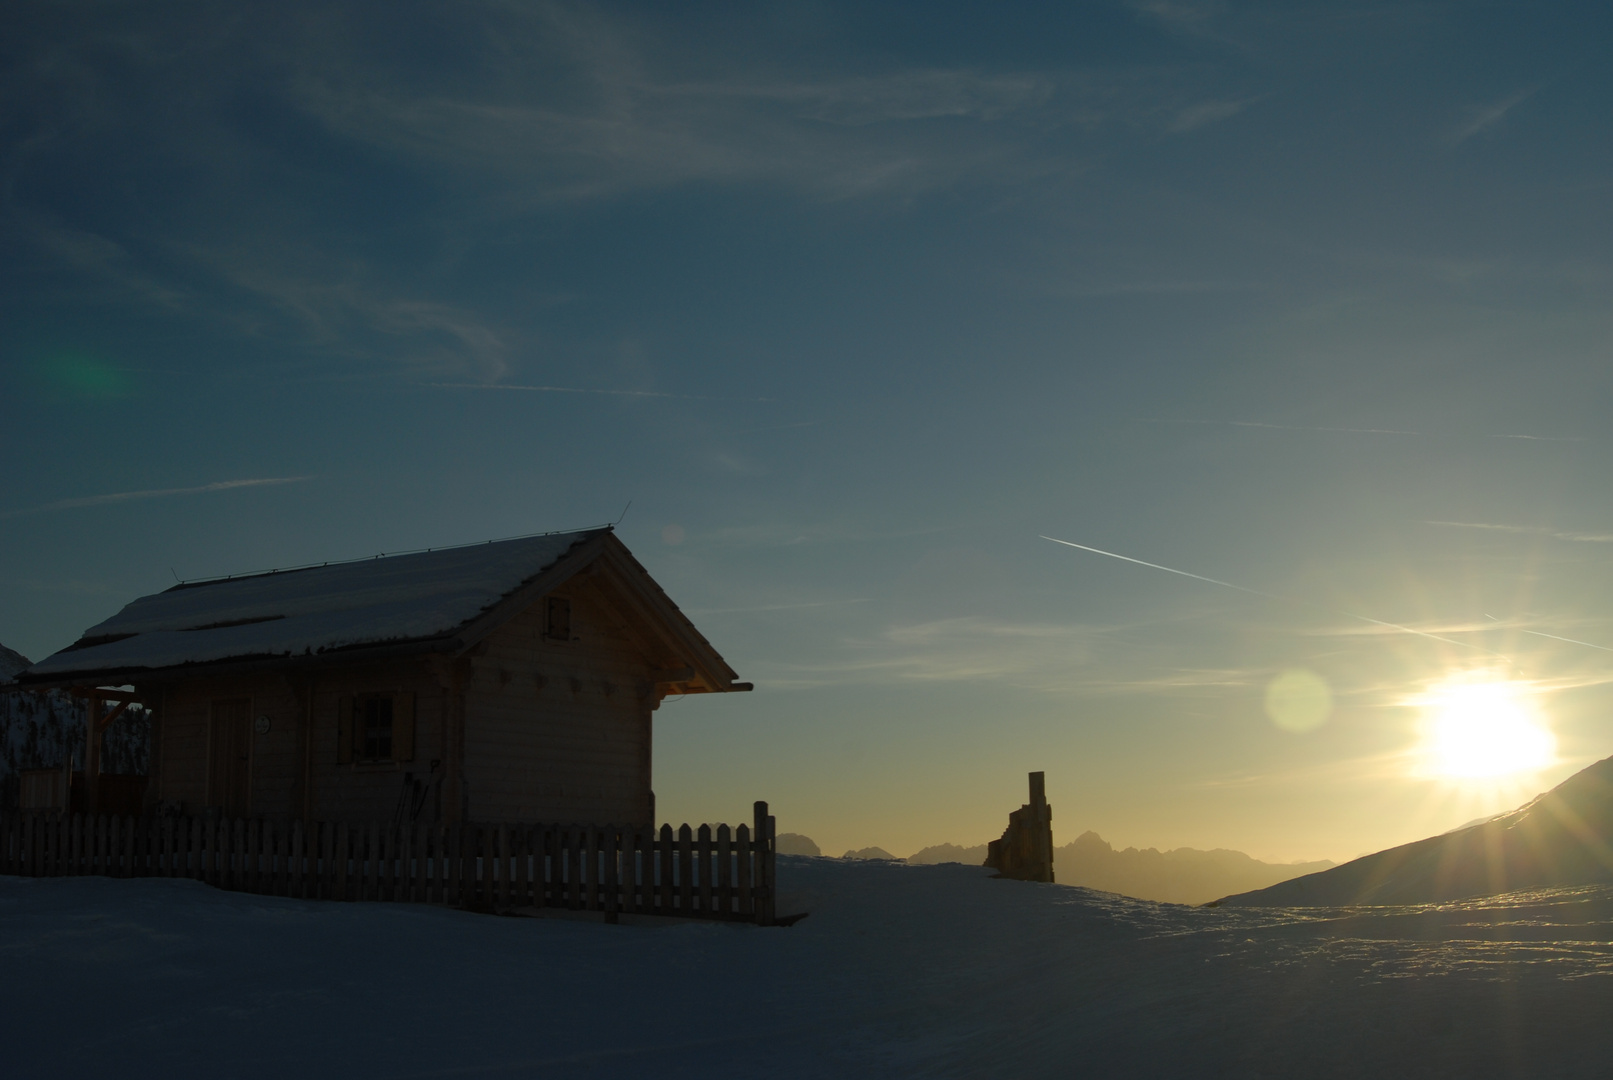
[0, 802, 777, 924]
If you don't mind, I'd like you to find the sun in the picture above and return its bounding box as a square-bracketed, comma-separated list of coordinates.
[1416, 675, 1556, 779]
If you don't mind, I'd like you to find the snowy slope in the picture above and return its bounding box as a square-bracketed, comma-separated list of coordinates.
[4, 859, 1613, 1078]
[1220, 753, 1613, 906]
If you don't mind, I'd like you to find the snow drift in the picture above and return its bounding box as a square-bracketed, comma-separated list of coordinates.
[6, 857, 1613, 1077]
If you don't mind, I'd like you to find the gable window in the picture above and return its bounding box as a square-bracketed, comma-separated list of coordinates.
[337, 692, 416, 765]
[545, 596, 572, 642]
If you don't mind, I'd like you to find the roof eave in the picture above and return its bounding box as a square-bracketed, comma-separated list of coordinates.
[13, 634, 465, 691]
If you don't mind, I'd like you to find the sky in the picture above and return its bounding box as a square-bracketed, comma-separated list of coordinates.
[4, 0, 1613, 864]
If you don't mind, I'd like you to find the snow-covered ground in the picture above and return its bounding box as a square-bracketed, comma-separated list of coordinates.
[6, 856, 1613, 1078]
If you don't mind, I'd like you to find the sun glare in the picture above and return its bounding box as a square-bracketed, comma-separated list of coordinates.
[1417, 676, 1555, 779]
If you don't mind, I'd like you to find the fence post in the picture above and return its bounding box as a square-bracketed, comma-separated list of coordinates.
[453, 823, 470, 907]
[696, 824, 713, 918]
[654, 824, 671, 915]
[514, 825, 530, 908]
[334, 822, 349, 901]
[291, 821, 305, 898]
[496, 824, 509, 909]
[203, 816, 216, 886]
[479, 823, 491, 906]
[736, 823, 753, 919]
[716, 824, 733, 920]
[541, 826, 556, 909]
[632, 826, 648, 914]
[602, 826, 619, 923]
[431, 824, 446, 905]
[754, 801, 775, 926]
[677, 824, 693, 916]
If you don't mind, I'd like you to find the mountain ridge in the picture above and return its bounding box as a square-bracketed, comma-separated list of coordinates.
[1217, 753, 1613, 907]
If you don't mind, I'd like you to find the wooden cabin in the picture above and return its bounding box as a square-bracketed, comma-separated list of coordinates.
[15, 529, 750, 826]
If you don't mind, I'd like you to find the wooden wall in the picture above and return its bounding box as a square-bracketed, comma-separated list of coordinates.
[142, 663, 445, 824]
[140, 578, 664, 826]
[463, 577, 656, 825]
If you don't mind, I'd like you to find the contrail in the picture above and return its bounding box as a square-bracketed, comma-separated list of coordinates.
[1040, 535, 1493, 654]
[1484, 614, 1613, 653]
[1038, 537, 1283, 600]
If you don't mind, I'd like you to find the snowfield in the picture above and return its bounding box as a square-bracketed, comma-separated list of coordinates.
[6, 856, 1613, 1078]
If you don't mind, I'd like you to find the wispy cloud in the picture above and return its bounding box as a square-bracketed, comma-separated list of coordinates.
[1166, 98, 1251, 133]
[1303, 618, 1507, 639]
[683, 598, 872, 616]
[190, 252, 517, 382]
[0, 477, 312, 519]
[831, 616, 1111, 687]
[25, 217, 189, 311]
[750, 614, 1265, 696]
[1056, 279, 1265, 297]
[288, 35, 1067, 203]
[1139, 418, 1423, 436]
[275, 4, 1249, 205]
[1127, 0, 1248, 49]
[1144, 419, 1585, 442]
[429, 383, 773, 402]
[1425, 521, 1613, 543]
[693, 521, 965, 550]
[1450, 88, 1538, 145]
[1191, 749, 1420, 791]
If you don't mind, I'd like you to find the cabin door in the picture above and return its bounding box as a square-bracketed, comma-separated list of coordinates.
[208, 698, 252, 817]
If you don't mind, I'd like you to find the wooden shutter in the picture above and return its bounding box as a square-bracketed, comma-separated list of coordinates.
[393, 692, 416, 762]
[337, 696, 353, 764]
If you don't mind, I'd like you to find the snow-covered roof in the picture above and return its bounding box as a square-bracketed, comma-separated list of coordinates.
[26, 530, 606, 681]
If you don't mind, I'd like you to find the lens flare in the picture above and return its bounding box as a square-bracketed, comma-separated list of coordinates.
[1264, 668, 1333, 733]
[42, 353, 127, 398]
[1416, 675, 1554, 778]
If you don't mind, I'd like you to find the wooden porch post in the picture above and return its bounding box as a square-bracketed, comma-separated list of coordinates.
[295, 675, 316, 821]
[84, 693, 101, 817]
[433, 658, 470, 824]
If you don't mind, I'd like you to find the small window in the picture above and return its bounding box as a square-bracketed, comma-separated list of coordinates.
[545, 596, 572, 642]
[359, 695, 393, 761]
[338, 692, 415, 765]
